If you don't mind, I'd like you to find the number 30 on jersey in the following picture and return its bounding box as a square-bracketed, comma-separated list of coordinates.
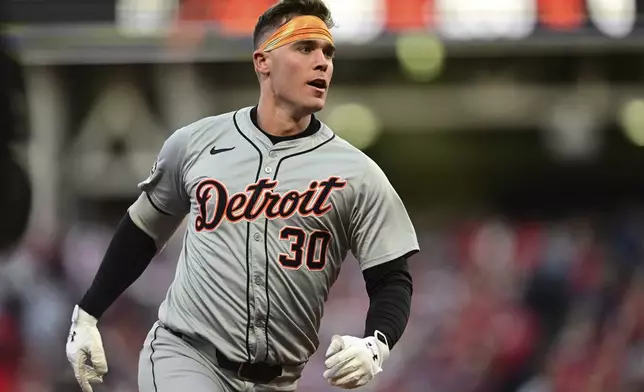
[278, 227, 331, 271]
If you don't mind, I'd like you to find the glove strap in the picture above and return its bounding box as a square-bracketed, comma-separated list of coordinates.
[72, 304, 98, 325]
[71, 304, 80, 323]
[370, 330, 390, 370]
[374, 330, 388, 348]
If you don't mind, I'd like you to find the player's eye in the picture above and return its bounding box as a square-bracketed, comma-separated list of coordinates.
[298, 45, 313, 53]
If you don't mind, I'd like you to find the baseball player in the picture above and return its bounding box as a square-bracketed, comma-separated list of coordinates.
[65, 0, 419, 391]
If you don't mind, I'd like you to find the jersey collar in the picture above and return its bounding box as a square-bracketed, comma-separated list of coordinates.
[238, 106, 333, 153]
[250, 106, 321, 145]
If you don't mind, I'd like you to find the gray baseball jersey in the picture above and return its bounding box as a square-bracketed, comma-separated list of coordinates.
[138, 106, 419, 366]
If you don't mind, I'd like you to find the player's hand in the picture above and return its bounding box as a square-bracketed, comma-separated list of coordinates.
[323, 331, 390, 389]
[65, 305, 108, 392]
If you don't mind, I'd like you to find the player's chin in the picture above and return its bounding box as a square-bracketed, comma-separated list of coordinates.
[304, 95, 327, 113]
[303, 87, 327, 110]
[310, 100, 326, 112]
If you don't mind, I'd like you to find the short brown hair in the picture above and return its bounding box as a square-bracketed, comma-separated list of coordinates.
[253, 0, 335, 49]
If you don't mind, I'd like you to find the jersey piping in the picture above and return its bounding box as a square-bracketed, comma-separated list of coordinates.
[233, 110, 264, 362]
[261, 132, 337, 361]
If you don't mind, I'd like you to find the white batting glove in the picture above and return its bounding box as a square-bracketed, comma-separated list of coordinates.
[323, 331, 390, 389]
[65, 305, 108, 392]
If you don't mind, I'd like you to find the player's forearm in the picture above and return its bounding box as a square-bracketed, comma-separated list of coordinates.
[362, 257, 413, 349]
[78, 213, 157, 319]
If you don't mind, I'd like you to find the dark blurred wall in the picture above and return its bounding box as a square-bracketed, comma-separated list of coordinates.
[0, 29, 31, 253]
[6, 0, 116, 24]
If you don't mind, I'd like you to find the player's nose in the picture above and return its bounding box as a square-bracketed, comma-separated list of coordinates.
[313, 51, 329, 73]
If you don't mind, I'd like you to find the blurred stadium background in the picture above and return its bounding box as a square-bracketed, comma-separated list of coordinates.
[3, 0, 644, 391]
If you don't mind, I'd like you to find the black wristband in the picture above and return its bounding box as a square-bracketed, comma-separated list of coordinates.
[78, 213, 157, 319]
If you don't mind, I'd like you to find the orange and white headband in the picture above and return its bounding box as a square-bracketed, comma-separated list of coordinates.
[259, 15, 334, 52]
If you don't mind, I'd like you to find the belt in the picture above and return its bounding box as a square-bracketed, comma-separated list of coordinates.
[161, 325, 283, 384]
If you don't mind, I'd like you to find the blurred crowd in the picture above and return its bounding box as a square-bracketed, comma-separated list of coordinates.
[384, 212, 644, 392]
[1, 206, 643, 392]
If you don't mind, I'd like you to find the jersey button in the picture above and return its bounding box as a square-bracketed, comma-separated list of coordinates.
[269, 151, 277, 158]
[255, 276, 263, 286]
[264, 167, 272, 173]
[253, 233, 262, 241]
[255, 319, 264, 328]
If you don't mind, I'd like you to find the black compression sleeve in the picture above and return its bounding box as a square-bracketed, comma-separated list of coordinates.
[78, 213, 158, 319]
[362, 256, 413, 350]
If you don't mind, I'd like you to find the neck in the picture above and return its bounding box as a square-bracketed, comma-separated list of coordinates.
[257, 94, 312, 137]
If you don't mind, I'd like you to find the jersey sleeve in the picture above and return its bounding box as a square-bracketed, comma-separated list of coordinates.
[349, 159, 419, 270]
[137, 126, 192, 217]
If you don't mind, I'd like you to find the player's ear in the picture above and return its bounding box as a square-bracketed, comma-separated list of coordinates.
[253, 50, 271, 76]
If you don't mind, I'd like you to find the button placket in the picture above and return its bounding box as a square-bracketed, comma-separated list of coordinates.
[249, 149, 278, 361]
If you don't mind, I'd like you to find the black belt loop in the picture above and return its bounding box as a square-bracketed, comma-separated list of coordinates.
[161, 325, 282, 384]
